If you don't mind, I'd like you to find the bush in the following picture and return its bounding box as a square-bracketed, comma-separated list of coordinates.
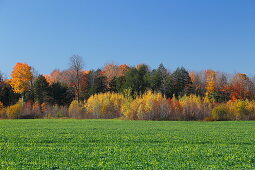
[228, 100, 254, 120]
[7, 99, 23, 119]
[44, 104, 68, 118]
[69, 100, 85, 118]
[122, 91, 168, 120]
[211, 104, 230, 121]
[179, 95, 212, 120]
[121, 98, 139, 120]
[85, 92, 126, 118]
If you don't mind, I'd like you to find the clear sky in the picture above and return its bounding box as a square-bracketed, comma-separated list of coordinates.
[0, 0, 255, 76]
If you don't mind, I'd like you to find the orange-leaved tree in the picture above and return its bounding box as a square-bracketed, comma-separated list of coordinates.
[10, 62, 33, 96]
[228, 73, 254, 100]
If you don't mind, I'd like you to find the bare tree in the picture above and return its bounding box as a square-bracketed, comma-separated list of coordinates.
[69, 55, 84, 101]
[0, 71, 4, 83]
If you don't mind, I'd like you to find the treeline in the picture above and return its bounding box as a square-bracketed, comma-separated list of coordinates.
[1, 55, 255, 120]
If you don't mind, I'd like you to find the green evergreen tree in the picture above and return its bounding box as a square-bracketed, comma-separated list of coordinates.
[33, 75, 50, 104]
[172, 67, 193, 97]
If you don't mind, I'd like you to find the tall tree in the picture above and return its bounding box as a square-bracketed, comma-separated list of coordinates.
[33, 75, 50, 104]
[228, 73, 255, 100]
[150, 64, 172, 97]
[101, 64, 120, 88]
[190, 71, 206, 96]
[48, 82, 73, 106]
[69, 55, 84, 101]
[0, 73, 20, 106]
[172, 67, 193, 97]
[205, 70, 217, 95]
[87, 69, 107, 95]
[123, 64, 150, 96]
[9, 62, 33, 98]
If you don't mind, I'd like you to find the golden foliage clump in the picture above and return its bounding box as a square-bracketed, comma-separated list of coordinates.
[227, 100, 255, 120]
[122, 91, 168, 120]
[69, 100, 85, 118]
[9, 62, 32, 94]
[205, 70, 217, 95]
[85, 92, 125, 118]
[179, 95, 213, 120]
[6, 99, 23, 119]
[210, 100, 255, 121]
[211, 104, 230, 121]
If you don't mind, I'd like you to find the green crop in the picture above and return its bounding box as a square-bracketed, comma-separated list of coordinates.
[0, 120, 255, 169]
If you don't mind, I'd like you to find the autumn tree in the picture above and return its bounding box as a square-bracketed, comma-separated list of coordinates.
[44, 69, 61, 84]
[189, 71, 206, 96]
[228, 73, 255, 100]
[79, 71, 90, 100]
[69, 55, 84, 101]
[10, 62, 33, 98]
[101, 64, 130, 91]
[213, 72, 230, 102]
[118, 64, 130, 76]
[102, 64, 120, 87]
[205, 70, 217, 95]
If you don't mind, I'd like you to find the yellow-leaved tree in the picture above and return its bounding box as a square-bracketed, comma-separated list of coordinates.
[10, 62, 33, 95]
[205, 70, 217, 95]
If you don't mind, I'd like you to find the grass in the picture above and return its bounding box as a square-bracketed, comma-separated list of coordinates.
[0, 120, 255, 169]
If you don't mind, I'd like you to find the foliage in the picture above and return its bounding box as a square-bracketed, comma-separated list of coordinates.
[33, 75, 50, 104]
[44, 104, 69, 118]
[4, 61, 255, 121]
[0, 82, 20, 106]
[228, 100, 255, 120]
[68, 100, 85, 118]
[179, 95, 212, 120]
[6, 99, 23, 119]
[211, 104, 230, 121]
[172, 67, 193, 96]
[87, 69, 107, 96]
[48, 82, 73, 106]
[85, 92, 125, 118]
[228, 73, 255, 100]
[122, 91, 168, 120]
[123, 65, 150, 97]
[150, 64, 173, 98]
[205, 70, 217, 95]
[9, 62, 33, 94]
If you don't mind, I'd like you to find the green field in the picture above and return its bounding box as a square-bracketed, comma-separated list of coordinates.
[0, 120, 255, 169]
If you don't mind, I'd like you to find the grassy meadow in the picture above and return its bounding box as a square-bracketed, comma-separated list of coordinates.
[0, 120, 255, 169]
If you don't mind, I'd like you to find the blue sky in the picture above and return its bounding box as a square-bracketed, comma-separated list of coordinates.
[0, 0, 255, 76]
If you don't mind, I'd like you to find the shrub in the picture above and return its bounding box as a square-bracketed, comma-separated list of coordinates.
[228, 100, 254, 120]
[85, 92, 126, 118]
[69, 100, 85, 118]
[122, 91, 168, 120]
[137, 91, 168, 120]
[211, 104, 230, 121]
[6, 99, 23, 119]
[178, 95, 214, 120]
[44, 104, 68, 118]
